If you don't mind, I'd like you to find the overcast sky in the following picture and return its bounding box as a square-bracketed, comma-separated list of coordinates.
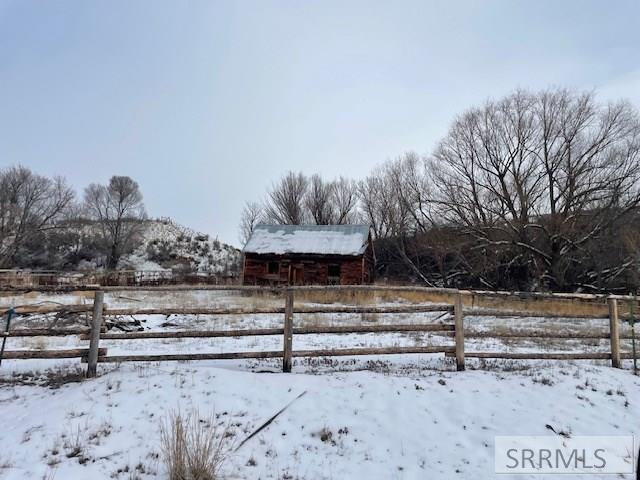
[1, 1, 639, 247]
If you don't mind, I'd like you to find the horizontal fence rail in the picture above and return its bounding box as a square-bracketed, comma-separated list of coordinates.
[0, 305, 95, 315]
[85, 324, 455, 340]
[2, 348, 107, 360]
[96, 346, 457, 364]
[0, 284, 637, 376]
[464, 308, 610, 320]
[2, 328, 91, 337]
[101, 304, 453, 316]
[445, 352, 614, 360]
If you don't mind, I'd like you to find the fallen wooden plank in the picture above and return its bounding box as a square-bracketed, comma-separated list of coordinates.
[235, 391, 307, 452]
[2, 347, 106, 360]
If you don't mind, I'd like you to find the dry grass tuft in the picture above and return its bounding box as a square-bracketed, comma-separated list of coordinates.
[0, 365, 85, 389]
[159, 409, 233, 480]
[294, 289, 377, 305]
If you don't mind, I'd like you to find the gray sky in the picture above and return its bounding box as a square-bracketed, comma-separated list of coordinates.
[1, 1, 639, 247]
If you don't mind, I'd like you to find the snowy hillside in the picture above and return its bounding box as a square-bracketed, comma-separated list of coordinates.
[119, 218, 241, 275]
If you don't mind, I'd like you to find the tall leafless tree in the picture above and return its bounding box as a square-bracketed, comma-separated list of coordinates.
[432, 88, 640, 290]
[0, 166, 74, 267]
[358, 161, 415, 238]
[264, 171, 308, 224]
[238, 88, 640, 292]
[84, 176, 146, 269]
[331, 176, 359, 224]
[304, 174, 334, 224]
[239, 200, 264, 245]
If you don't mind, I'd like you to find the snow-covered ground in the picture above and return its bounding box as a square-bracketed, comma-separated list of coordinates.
[0, 290, 639, 479]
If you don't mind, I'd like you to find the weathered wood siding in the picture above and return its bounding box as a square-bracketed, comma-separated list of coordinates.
[242, 252, 374, 286]
[362, 241, 375, 284]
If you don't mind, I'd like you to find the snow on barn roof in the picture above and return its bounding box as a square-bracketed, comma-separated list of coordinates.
[243, 224, 371, 256]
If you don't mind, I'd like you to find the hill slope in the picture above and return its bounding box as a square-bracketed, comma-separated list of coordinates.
[119, 218, 241, 275]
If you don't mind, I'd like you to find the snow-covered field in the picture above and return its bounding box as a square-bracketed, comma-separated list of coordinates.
[0, 290, 638, 479]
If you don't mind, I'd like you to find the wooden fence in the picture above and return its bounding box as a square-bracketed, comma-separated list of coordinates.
[0, 285, 637, 377]
[0, 269, 238, 288]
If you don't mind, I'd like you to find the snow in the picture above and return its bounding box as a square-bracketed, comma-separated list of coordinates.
[0, 362, 638, 479]
[120, 219, 241, 274]
[0, 291, 639, 479]
[120, 252, 168, 272]
[243, 224, 370, 256]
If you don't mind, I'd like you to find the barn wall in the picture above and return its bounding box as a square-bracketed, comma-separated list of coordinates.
[339, 259, 364, 285]
[242, 254, 371, 286]
[362, 242, 375, 284]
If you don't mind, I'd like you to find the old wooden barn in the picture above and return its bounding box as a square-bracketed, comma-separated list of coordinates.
[242, 224, 374, 285]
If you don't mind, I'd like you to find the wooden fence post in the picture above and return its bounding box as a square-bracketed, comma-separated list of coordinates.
[454, 292, 465, 371]
[608, 297, 621, 369]
[283, 289, 294, 373]
[86, 290, 104, 378]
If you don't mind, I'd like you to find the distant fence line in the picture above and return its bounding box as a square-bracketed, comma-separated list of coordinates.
[0, 284, 637, 376]
[0, 269, 238, 288]
[2, 282, 639, 319]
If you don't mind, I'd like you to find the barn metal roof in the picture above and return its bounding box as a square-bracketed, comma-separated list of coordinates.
[243, 224, 371, 256]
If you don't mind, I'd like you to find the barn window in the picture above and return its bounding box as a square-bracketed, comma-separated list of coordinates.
[268, 261, 280, 275]
[327, 264, 341, 284]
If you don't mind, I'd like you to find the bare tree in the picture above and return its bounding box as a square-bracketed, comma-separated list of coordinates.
[239, 201, 264, 245]
[432, 88, 640, 290]
[304, 174, 334, 224]
[358, 162, 414, 238]
[236, 88, 640, 292]
[331, 176, 359, 224]
[386, 152, 437, 233]
[84, 176, 146, 269]
[0, 166, 74, 267]
[302, 175, 359, 225]
[264, 171, 308, 224]
[242, 172, 359, 237]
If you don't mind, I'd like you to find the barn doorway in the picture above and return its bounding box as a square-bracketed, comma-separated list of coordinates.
[328, 264, 341, 285]
[288, 264, 305, 285]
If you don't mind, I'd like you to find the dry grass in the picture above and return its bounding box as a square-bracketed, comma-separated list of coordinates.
[23, 336, 48, 350]
[293, 289, 376, 305]
[293, 287, 454, 306]
[360, 312, 380, 323]
[0, 365, 85, 389]
[159, 409, 233, 480]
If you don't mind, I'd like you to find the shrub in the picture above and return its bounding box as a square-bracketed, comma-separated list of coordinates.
[146, 240, 173, 263]
[159, 409, 233, 480]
